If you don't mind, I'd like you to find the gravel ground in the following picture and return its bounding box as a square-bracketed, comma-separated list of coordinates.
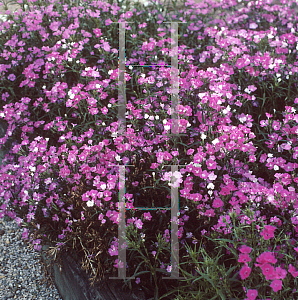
[0, 217, 63, 300]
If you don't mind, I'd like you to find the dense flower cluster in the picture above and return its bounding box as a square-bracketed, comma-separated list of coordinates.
[0, 0, 298, 298]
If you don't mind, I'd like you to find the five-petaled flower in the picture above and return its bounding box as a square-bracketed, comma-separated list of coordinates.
[240, 264, 251, 280]
[260, 225, 277, 240]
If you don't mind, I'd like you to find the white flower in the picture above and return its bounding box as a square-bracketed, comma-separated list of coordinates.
[201, 133, 207, 140]
[107, 104, 112, 108]
[68, 93, 75, 100]
[268, 153, 273, 158]
[223, 105, 231, 115]
[96, 84, 101, 89]
[115, 155, 121, 161]
[207, 183, 214, 190]
[144, 114, 149, 119]
[86, 200, 94, 207]
[273, 165, 279, 171]
[155, 115, 159, 120]
[212, 138, 219, 145]
[29, 166, 36, 172]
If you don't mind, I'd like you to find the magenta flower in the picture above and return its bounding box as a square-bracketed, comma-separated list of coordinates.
[212, 198, 224, 208]
[7, 74, 16, 81]
[260, 225, 276, 240]
[240, 265, 251, 280]
[113, 259, 124, 269]
[246, 289, 258, 300]
[101, 106, 108, 115]
[275, 267, 287, 279]
[135, 218, 143, 229]
[256, 252, 277, 266]
[270, 279, 282, 292]
[239, 245, 252, 254]
[93, 28, 102, 37]
[261, 263, 276, 280]
[238, 253, 251, 263]
[125, 11, 133, 19]
[289, 264, 298, 277]
[143, 212, 152, 221]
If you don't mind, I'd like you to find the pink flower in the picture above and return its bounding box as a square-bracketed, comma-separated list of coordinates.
[113, 259, 124, 269]
[101, 106, 108, 115]
[89, 107, 99, 115]
[240, 264, 251, 280]
[212, 198, 224, 208]
[143, 212, 152, 221]
[256, 252, 277, 265]
[206, 158, 217, 170]
[7, 74, 16, 81]
[239, 245, 252, 254]
[125, 11, 133, 19]
[105, 18, 113, 26]
[260, 263, 276, 280]
[204, 209, 215, 217]
[93, 28, 102, 37]
[135, 218, 143, 229]
[59, 165, 70, 178]
[289, 264, 298, 277]
[235, 55, 251, 69]
[275, 267, 287, 279]
[238, 253, 251, 263]
[260, 225, 276, 240]
[247, 289, 258, 300]
[187, 149, 194, 155]
[270, 279, 282, 292]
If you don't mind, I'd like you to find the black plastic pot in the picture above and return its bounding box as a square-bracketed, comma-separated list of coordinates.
[40, 244, 147, 300]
